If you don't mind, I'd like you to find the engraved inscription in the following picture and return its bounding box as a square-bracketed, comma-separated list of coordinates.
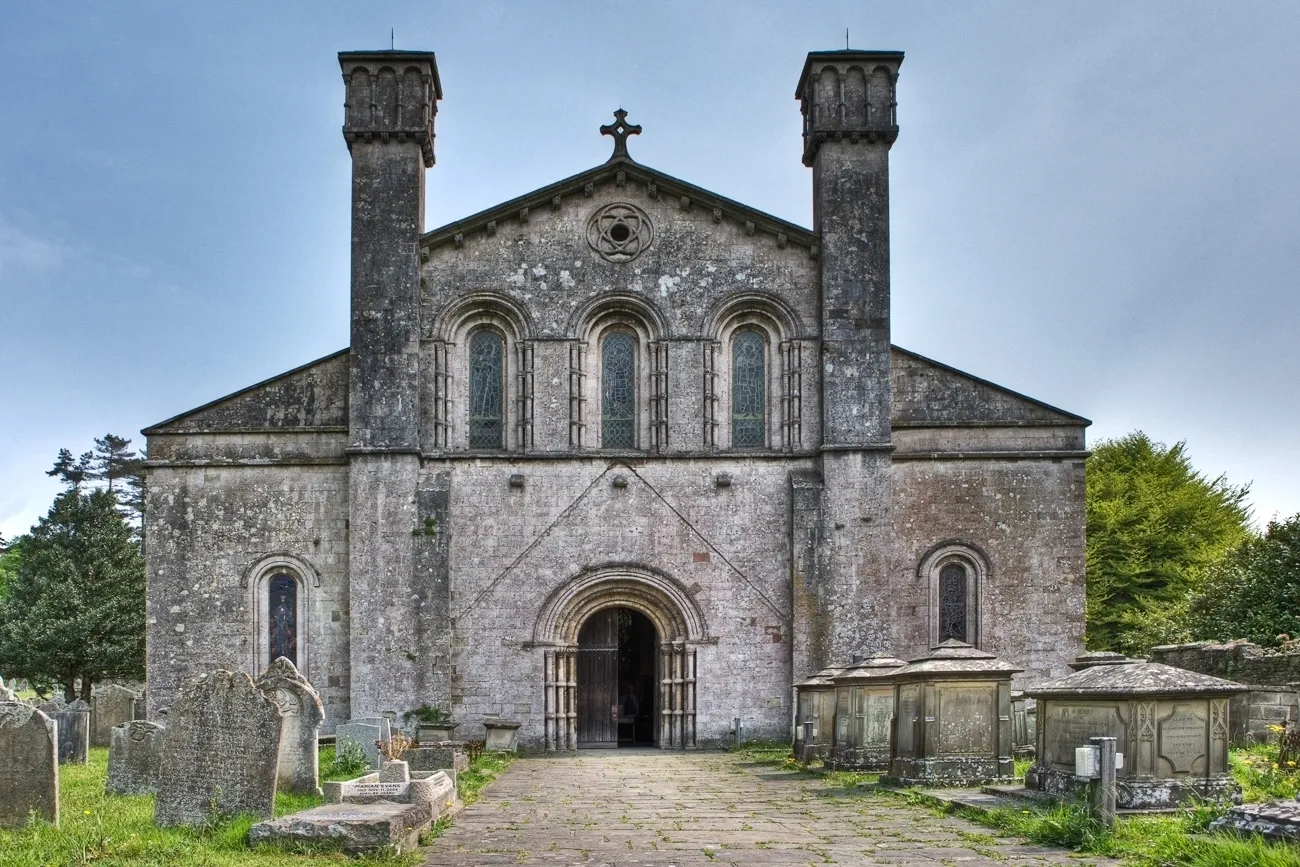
[1159, 704, 1207, 774]
[865, 692, 894, 748]
[936, 686, 993, 756]
[1044, 704, 1121, 766]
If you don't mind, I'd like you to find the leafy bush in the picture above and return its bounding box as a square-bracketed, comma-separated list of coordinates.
[329, 738, 369, 778]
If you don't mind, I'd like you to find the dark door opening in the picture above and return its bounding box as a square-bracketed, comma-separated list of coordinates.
[576, 607, 658, 748]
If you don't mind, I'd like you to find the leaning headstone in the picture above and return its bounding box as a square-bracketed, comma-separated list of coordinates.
[91, 685, 139, 747]
[0, 701, 59, 827]
[154, 669, 282, 827]
[336, 721, 383, 770]
[106, 720, 166, 795]
[351, 716, 392, 743]
[54, 699, 91, 764]
[256, 657, 325, 795]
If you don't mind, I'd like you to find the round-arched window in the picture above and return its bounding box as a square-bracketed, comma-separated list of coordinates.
[268, 573, 298, 666]
[601, 332, 637, 448]
[469, 330, 505, 449]
[731, 331, 765, 447]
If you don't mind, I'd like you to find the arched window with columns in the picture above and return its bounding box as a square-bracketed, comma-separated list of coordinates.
[731, 330, 766, 447]
[468, 329, 505, 449]
[917, 542, 988, 648]
[601, 331, 637, 448]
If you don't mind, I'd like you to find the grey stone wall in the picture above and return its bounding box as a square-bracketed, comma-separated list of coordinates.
[1149, 641, 1300, 744]
[143, 460, 351, 726]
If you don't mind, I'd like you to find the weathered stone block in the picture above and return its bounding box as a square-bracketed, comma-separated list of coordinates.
[54, 700, 90, 764]
[0, 701, 58, 827]
[106, 720, 165, 795]
[248, 801, 433, 855]
[92, 685, 138, 748]
[154, 670, 282, 827]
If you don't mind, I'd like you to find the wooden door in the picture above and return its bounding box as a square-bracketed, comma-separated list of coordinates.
[576, 609, 618, 748]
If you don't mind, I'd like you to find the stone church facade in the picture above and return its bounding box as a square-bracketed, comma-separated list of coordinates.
[142, 47, 1089, 750]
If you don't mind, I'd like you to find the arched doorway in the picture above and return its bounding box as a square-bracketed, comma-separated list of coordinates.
[535, 566, 707, 751]
[576, 607, 658, 748]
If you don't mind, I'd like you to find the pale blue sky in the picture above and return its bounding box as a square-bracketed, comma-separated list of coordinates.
[2, 1, 1298, 537]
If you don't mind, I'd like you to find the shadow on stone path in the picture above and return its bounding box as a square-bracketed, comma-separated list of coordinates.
[423, 750, 1114, 866]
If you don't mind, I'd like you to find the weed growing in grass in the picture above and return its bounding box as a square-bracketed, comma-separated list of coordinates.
[324, 739, 369, 780]
[1231, 743, 1300, 801]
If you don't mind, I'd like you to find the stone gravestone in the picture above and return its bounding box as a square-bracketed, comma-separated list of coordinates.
[0, 701, 59, 827]
[336, 721, 384, 770]
[54, 699, 91, 764]
[0, 676, 22, 703]
[256, 657, 325, 795]
[154, 669, 282, 827]
[92, 685, 139, 747]
[106, 720, 166, 795]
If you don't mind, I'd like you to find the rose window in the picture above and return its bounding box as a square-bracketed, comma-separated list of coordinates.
[586, 202, 654, 263]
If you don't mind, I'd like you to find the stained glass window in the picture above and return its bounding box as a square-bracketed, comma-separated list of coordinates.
[469, 331, 504, 449]
[938, 563, 968, 642]
[731, 331, 765, 447]
[602, 332, 636, 448]
[268, 574, 297, 666]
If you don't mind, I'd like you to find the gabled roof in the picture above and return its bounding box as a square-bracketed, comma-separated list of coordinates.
[891, 346, 1090, 427]
[143, 349, 349, 435]
[420, 155, 819, 258]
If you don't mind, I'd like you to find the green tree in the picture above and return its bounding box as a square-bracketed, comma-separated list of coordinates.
[1184, 515, 1300, 646]
[0, 488, 145, 700]
[1085, 432, 1251, 655]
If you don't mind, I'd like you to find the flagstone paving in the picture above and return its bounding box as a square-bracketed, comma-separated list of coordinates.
[423, 750, 1113, 866]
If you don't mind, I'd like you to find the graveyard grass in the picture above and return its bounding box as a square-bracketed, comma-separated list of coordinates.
[730, 741, 1300, 867]
[0, 746, 512, 867]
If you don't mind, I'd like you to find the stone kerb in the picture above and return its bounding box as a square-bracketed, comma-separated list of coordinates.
[106, 720, 166, 795]
[255, 656, 325, 795]
[154, 669, 282, 827]
[0, 700, 59, 827]
[54, 699, 91, 764]
[91, 685, 139, 747]
[324, 768, 454, 813]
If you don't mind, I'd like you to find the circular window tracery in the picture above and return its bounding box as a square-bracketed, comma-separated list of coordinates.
[587, 202, 654, 262]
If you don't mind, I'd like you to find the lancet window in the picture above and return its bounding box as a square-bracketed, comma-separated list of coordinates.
[268, 573, 298, 666]
[731, 330, 766, 447]
[602, 332, 637, 448]
[469, 330, 505, 449]
[938, 562, 968, 642]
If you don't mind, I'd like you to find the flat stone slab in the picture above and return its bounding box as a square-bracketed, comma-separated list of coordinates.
[1210, 801, 1300, 842]
[421, 750, 1118, 865]
[250, 800, 433, 855]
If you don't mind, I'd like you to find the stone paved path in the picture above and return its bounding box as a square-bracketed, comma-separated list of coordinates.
[423, 750, 1114, 866]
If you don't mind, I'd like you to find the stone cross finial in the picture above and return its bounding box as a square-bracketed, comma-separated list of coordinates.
[600, 109, 641, 161]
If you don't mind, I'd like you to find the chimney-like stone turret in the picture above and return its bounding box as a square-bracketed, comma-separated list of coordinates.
[340, 50, 441, 449]
[793, 50, 903, 677]
[799, 50, 901, 448]
[340, 50, 442, 721]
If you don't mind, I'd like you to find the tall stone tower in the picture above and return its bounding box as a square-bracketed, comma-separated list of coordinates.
[796, 50, 904, 672]
[339, 51, 442, 718]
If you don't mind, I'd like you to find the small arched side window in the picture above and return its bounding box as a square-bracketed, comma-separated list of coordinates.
[469, 330, 505, 449]
[602, 332, 637, 448]
[268, 573, 298, 667]
[731, 330, 765, 447]
[938, 562, 968, 642]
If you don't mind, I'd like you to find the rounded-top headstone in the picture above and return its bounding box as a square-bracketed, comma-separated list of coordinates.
[0, 701, 59, 827]
[255, 656, 325, 796]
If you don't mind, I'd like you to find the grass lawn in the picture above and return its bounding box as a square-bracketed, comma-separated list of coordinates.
[729, 741, 1300, 867]
[0, 746, 514, 867]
